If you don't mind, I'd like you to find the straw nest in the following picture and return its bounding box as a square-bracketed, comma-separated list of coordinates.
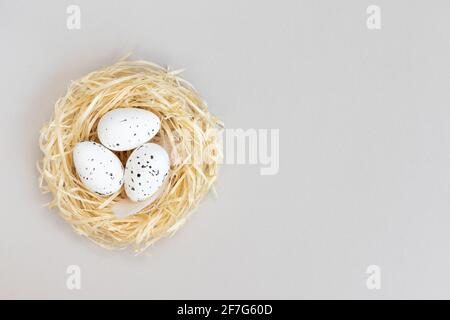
[38, 59, 223, 253]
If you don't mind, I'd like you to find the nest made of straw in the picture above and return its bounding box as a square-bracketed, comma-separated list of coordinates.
[38, 59, 223, 253]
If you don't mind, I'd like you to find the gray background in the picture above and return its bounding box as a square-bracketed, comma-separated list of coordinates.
[0, 0, 448, 299]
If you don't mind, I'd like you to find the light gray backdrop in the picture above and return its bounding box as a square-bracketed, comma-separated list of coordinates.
[0, 0, 448, 299]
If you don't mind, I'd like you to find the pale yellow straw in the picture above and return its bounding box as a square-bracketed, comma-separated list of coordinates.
[38, 59, 223, 253]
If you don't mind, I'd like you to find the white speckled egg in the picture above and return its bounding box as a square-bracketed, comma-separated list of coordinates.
[73, 141, 124, 195]
[124, 143, 170, 202]
[97, 108, 161, 151]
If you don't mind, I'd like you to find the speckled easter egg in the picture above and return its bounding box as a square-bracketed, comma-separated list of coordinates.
[73, 141, 124, 195]
[124, 143, 170, 202]
[97, 108, 161, 151]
